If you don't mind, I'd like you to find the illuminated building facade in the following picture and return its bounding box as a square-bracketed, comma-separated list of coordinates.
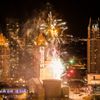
[0, 33, 10, 80]
[87, 18, 100, 73]
[6, 18, 40, 79]
[6, 18, 21, 78]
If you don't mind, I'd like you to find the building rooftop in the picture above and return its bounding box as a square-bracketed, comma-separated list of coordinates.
[0, 33, 9, 47]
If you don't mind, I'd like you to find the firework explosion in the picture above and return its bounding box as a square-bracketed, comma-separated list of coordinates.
[6, 4, 68, 80]
[40, 11, 67, 44]
[34, 9, 68, 79]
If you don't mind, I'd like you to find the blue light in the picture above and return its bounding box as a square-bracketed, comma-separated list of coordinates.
[0, 88, 27, 94]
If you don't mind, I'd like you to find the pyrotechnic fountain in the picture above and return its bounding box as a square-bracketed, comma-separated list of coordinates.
[38, 11, 68, 80]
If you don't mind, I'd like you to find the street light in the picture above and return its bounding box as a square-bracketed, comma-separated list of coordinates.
[69, 59, 75, 65]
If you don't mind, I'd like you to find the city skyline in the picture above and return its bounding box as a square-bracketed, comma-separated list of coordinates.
[0, 1, 100, 99]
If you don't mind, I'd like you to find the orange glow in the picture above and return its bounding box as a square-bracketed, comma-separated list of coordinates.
[0, 33, 8, 46]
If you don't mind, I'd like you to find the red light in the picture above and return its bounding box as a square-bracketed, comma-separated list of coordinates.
[69, 69, 74, 73]
[66, 68, 75, 78]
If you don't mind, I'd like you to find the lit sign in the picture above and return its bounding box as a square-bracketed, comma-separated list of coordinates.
[0, 88, 28, 94]
[88, 74, 100, 85]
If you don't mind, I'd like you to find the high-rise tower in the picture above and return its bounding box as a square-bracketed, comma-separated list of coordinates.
[87, 18, 100, 73]
[0, 33, 10, 80]
[6, 18, 21, 78]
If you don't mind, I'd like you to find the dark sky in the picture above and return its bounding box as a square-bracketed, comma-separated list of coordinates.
[0, 0, 99, 37]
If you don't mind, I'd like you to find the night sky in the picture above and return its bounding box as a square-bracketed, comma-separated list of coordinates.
[0, 0, 99, 37]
